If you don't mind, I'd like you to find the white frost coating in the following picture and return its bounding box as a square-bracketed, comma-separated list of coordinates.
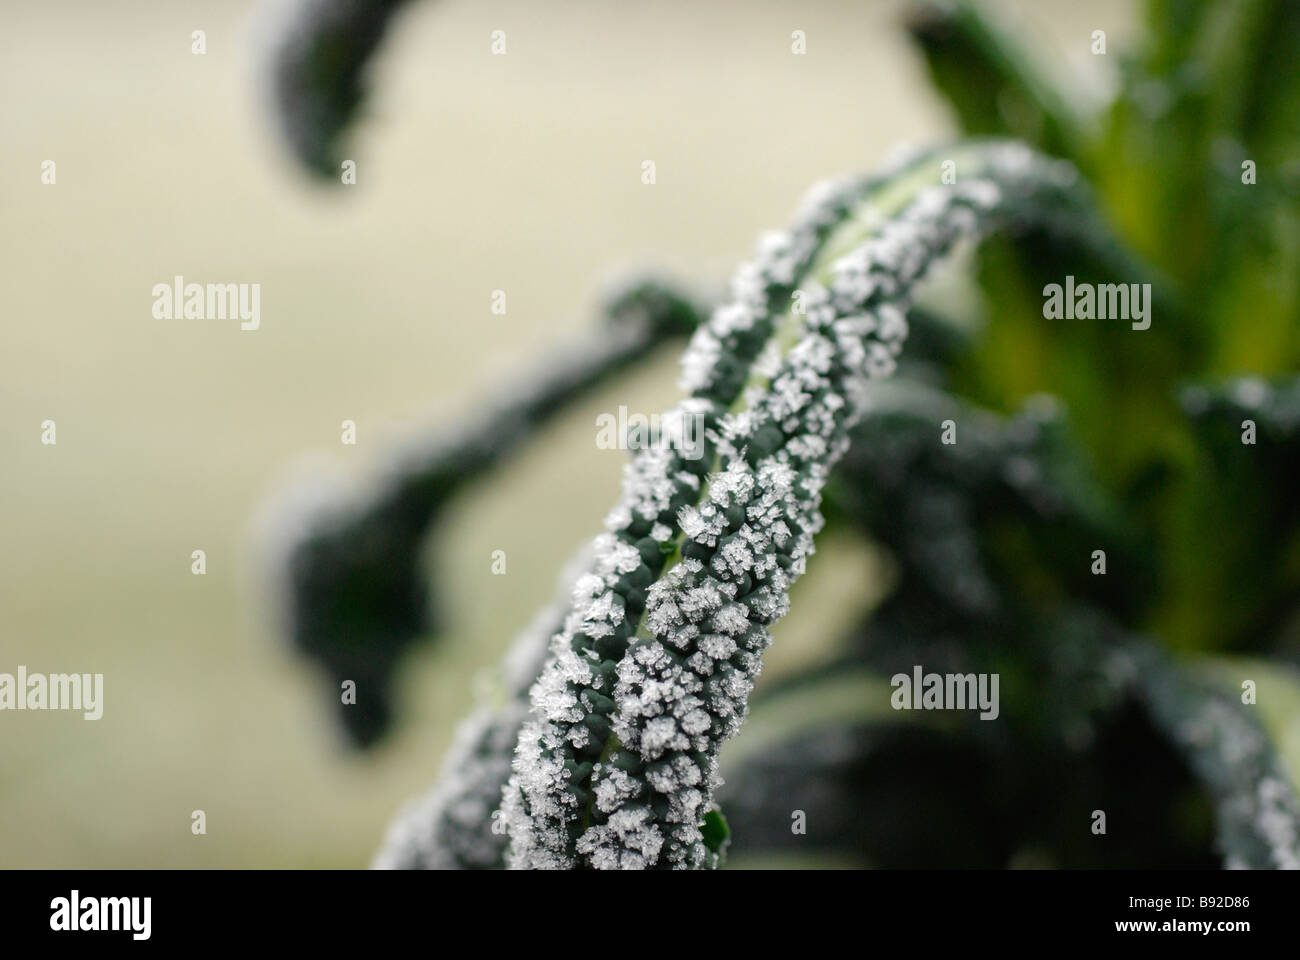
[581, 152, 1052, 869]
[502, 169, 878, 870]
[575, 807, 664, 870]
[507, 144, 1068, 869]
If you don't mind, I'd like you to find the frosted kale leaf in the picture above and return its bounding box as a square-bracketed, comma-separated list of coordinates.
[504, 143, 1087, 869]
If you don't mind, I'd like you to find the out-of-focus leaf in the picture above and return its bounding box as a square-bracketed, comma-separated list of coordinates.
[831, 380, 1153, 626]
[722, 628, 1216, 868]
[905, 1, 1093, 170]
[1132, 645, 1300, 868]
[950, 226, 1199, 494]
[721, 721, 1015, 868]
[1237, 1, 1300, 175]
[1097, 0, 1300, 349]
[263, 0, 416, 178]
[1160, 376, 1300, 652]
[261, 278, 704, 746]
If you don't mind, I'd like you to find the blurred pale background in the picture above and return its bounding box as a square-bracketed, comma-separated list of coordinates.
[0, 0, 1133, 867]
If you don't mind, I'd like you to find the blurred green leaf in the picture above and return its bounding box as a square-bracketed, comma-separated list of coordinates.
[1133, 645, 1300, 868]
[905, 1, 1093, 169]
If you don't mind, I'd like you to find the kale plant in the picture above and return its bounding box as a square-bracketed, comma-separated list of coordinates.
[260, 0, 1300, 869]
